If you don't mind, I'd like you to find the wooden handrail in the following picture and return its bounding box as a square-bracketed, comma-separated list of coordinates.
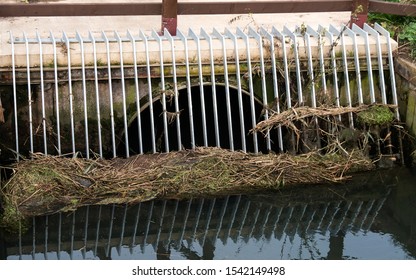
[0, 0, 415, 34]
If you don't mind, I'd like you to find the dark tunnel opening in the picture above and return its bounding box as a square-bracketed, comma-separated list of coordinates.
[119, 84, 282, 156]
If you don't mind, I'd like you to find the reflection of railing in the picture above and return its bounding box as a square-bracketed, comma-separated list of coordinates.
[4, 194, 387, 260]
[0, 1, 415, 34]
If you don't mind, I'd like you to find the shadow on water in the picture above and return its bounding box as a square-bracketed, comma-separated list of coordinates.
[1, 167, 415, 260]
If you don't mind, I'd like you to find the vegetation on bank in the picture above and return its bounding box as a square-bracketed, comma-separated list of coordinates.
[369, 0, 416, 60]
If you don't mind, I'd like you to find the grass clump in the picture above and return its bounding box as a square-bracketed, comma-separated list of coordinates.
[357, 105, 395, 126]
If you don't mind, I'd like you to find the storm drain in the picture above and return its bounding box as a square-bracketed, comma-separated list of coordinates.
[1, 23, 400, 159]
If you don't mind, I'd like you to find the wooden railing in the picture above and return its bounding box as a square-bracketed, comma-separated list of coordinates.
[0, 0, 415, 35]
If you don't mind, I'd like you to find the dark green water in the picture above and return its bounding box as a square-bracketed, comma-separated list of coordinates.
[1, 167, 415, 260]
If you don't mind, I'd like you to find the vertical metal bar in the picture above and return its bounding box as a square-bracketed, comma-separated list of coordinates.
[36, 31, 48, 154]
[63, 31, 76, 155]
[151, 30, 169, 152]
[224, 28, 246, 152]
[322, 26, 341, 109]
[303, 29, 317, 108]
[178, 29, 196, 150]
[375, 23, 399, 118]
[213, 28, 234, 151]
[102, 31, 117, 157]
[128, 31, 144, 155]
[76, 32, 90, 159]
[236, 27, 258, 153]
[364, 23, 387, 104]
[330, 25, 354, 128]
[344, 26, 364, 104]
[89, 31, 103, 158]
[304, 28, 322, 149]
[50, 32, 61, 155]
[352, 24, 375, 103]
[261, 27, 284, 152]
[272, 27, 292, 109]
[307, 26, 327, 95]
[189, 29, 208, 147]
[283, 26, 303, 105]
[249, 27, 271, 151]
[114, 31, 130, 157]
[164, 29, 182, 151]
[23, 32, 34, 156]
[200, 28, 220, 147]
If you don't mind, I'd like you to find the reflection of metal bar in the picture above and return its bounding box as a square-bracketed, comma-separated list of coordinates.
[106, 205, 116, 257]
[358, 199, 375, 230]
[364, 196, 388, 232]
[94, 206, 102, 257]
[179, 199, 192, 245]
[201, 198, 216, 247]
[192, 199, 204, 240]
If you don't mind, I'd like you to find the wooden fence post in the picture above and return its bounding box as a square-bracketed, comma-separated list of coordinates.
[351, 0, 369, 28]
[162, 0, 178, 35]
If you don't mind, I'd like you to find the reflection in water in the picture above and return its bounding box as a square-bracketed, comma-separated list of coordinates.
[1, 168, 415, 260]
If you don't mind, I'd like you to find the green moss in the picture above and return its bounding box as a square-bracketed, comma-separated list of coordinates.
[0, 198, 28, 234]
[357, 105, 394, 126]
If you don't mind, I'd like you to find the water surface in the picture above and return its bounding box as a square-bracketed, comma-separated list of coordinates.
[1, 167, 415, 260]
